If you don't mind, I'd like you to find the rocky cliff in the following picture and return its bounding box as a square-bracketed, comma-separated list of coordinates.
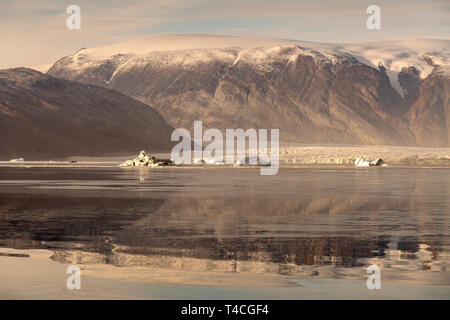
[47, 35, 450, 147]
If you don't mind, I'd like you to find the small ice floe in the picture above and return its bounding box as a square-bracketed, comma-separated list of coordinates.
[193, 158, 205, 165]
[354, 157, 387, 167]
[9, 158, 24, 162]
[119, 150, 174, 167]
[193, 158, 225, 165]
[234, 156, 271, 166]
[204, 158, 225, 165]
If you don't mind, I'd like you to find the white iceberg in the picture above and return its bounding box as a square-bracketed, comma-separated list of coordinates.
[204, 158, 225, 165]
[354, 157, 387, 167]
[119, 150, 173, 167]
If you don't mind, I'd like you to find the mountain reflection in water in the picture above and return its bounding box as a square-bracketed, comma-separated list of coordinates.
[0, 167, 449, 284]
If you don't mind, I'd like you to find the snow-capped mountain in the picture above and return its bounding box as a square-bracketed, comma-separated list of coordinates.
[47, 35, 450, 146]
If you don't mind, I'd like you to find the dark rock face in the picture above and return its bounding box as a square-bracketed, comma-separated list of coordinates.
[47, 41, 450, 147]
[398, 66, 422, 107]
[407, 74, 450, 147]
[0, 68, 174, 160]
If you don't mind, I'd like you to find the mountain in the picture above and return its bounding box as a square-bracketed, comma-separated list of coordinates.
[407, 72, 450, 147]
[0, 68, 174, 160]
[47, 35, 450, 146]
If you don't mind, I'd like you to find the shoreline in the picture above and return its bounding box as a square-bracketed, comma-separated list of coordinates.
[1, 161, 449, 169]
[1, 144, 448, 168]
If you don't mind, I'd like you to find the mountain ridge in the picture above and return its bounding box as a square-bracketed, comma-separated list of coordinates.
[46, 35, 450, 147]
[0, 68, 174, 160]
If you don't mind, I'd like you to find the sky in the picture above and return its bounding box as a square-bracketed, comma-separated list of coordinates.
[0, 0, 449, 69]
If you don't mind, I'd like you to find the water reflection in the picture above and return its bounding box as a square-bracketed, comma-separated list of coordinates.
[0, 167, 449, 284]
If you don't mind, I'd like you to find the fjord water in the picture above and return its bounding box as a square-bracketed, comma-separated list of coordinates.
[0, 167, 449, 299]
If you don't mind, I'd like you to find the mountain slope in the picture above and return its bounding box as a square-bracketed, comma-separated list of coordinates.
[0, 68, 174, 160]
[407, 73, 450, 147]
[47, 35, 450, 146]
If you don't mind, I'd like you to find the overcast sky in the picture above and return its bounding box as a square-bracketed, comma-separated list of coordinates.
[0, 0, 448, 69]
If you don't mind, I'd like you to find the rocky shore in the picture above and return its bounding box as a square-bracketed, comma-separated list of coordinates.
[279, 145, 450, 166]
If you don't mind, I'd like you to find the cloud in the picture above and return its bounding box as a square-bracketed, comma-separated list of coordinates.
[0, 0, 448, 69]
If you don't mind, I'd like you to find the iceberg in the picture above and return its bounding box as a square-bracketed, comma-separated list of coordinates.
[354, 157, 387, 167]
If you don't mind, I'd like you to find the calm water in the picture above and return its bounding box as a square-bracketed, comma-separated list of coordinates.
[0, 167, 449, 297]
